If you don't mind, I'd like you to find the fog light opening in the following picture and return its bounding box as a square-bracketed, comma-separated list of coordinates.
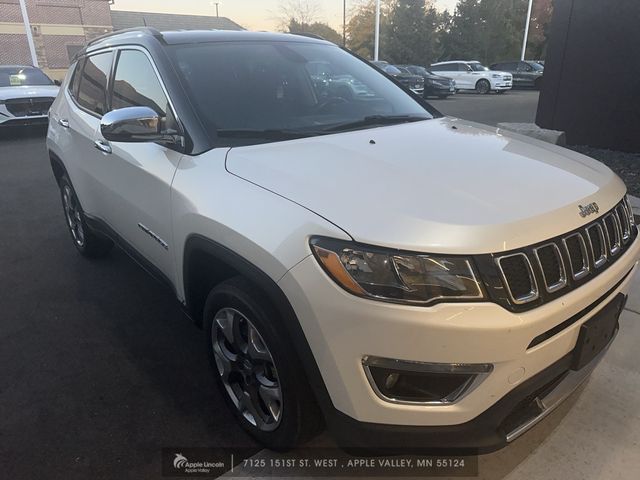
[363, 356, 492, 405]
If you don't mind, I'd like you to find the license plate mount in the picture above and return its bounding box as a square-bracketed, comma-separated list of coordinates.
[571, 294, 625, 370]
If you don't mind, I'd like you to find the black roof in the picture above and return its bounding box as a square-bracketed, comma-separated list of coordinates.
[78, 28, 331, 59]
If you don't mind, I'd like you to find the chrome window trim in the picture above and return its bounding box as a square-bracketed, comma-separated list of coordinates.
[586, 223, 607, 268]
[533, 243, 567, 293]
[603, 213, 621, 256]
[496, 253, 539, 304]
[361, 356, 493, 406]
[562, 233, 590, 280]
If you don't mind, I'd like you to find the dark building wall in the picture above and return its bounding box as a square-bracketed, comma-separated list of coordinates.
[536, 0, 640, 152]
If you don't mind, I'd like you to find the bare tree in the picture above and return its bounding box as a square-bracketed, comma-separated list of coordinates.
[277, 0, 322, 31]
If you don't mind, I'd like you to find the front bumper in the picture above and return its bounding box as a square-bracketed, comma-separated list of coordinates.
[425, 84, 455, 97]
[325, 324, 618, 453]
[493, 82, 513, 90]
[278, 233, 640, 448]
[0, 111, 49, 126]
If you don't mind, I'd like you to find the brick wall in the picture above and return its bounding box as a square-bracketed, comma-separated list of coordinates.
[0, 0, 112, 70]
[0, 33, 33, 65]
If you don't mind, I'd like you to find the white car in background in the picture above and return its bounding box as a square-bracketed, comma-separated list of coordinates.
[430, 60, 512, 94]
[0, 65, 59, 127]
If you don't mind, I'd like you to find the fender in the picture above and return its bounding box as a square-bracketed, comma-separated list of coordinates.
[182, 234, 336, 418]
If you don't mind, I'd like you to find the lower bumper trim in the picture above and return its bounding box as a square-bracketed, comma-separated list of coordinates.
[505, 328, 616, 442]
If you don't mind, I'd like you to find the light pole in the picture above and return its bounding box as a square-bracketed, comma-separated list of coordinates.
[374, 0, 381, 60]
[18, 0, 38, 67]
[343, 0, 346, 47]
[520, 0, 533, 61]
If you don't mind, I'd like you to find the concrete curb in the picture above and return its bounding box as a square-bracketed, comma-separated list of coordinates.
[497, 122, 566, 146]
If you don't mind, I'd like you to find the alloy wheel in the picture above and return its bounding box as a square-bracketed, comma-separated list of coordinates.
[62, 185, 85, 247]
[476, 80, 490, 94]
[211, 307, 283, 431]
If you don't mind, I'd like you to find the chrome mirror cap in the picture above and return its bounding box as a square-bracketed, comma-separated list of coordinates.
[100, 106, 162, 143]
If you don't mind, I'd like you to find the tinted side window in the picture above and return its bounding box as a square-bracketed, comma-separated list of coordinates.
[430, 64, 443, 71]
[458, 63, 469, 71]
[77, 52, 113, 116]
[111, 50, 168, 116]
[69, 58, 84, 99]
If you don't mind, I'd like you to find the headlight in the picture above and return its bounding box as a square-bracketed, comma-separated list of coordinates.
[491, 73, 501, 78]
[310, 237, 485, 306]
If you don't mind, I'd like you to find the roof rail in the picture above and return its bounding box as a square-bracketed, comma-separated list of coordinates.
[85, 27, 163, 48]
[289, 32, 326, 41]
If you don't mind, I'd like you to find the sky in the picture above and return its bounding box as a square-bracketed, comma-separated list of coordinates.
[111, 0, 460, 31]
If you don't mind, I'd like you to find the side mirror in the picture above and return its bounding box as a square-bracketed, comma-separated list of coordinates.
[53, 79, 61, 86]
[101, 106, 164, 143]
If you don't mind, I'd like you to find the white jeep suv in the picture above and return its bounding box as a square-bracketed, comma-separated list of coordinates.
[47, 29, 639, 452]
[430, 60, 512, 94]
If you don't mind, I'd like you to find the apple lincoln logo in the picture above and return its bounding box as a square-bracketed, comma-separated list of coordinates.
[173, 453, 188, 469]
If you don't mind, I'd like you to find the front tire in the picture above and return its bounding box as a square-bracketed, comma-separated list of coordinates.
[204, 277, 322, 450]
[59, 175, 113, 258]
[475, 79, 491, 94]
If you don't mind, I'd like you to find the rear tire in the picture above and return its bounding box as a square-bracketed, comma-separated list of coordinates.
[475, 79, 491, 94]
[204, 276, 322, 450]
[59, 175, 113, 258]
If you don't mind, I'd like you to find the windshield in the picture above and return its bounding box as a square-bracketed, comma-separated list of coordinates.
[168, 41, 434, 145]
[0, 67, 53, 87]
[469, 63, 489, 71]
[384, 65, 402, 75]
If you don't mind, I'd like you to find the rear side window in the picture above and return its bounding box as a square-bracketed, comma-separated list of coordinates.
[69, 59, 84, 99]
[111, 50, 168, 116]
[77, 52, 113, 116]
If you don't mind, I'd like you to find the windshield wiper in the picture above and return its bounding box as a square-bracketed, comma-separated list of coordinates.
[215, 129, 323, 141]
[322, 115, 430, 133]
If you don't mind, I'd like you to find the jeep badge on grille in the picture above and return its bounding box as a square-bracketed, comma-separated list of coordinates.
[579, 202, 600, 218]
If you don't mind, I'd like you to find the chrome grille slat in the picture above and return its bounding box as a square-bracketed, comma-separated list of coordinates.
[586, 223, 607, 268]
[562, 233, 589, 280]
[534, 243, 567, 293]
[603, 213, 621, 255]
[496, 253, 539, 304]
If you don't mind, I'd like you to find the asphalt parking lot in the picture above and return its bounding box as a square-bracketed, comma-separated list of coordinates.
[0, 127, 259, 479]
[2, 91, 639, 480]
[429, 89, 539, 125]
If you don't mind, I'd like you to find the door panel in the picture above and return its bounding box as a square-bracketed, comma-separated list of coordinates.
[95, 48, 180, 283]
[66, 51, 114, 217]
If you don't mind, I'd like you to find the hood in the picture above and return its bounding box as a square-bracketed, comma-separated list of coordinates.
[395, 73, 423, 82]
[225, 118, 626, 254]
[0, 85, 59, 100]
[425, 72, 450, 81]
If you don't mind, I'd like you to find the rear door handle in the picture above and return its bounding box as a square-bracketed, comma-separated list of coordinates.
[58, 118, 69, 128]
[94, 139, 112, 154]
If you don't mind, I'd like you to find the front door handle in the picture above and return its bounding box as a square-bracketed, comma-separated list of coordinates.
[58, 118, 69, 128]
[94, 139, 112, 154]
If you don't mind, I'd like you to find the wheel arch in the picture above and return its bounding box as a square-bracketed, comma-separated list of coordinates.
[182, 234, 335, 418]
[49, 150, 68, 186]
